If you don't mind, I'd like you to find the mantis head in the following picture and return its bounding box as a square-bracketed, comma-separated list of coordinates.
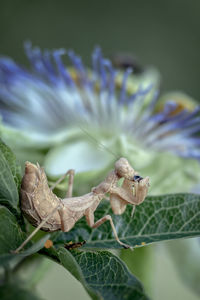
[115, 157, 138, 180]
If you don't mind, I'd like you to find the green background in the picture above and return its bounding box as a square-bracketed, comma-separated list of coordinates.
[0, 0, 200, 99]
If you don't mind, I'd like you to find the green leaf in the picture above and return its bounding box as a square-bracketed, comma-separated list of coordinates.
[0, 282, 41, 300]
[53, 193, 200, 249]
[0, 205, 50, 267]
[0, 139, 21, 190]
[0, 140, 20, 212]
[0, 206, 24, 256]
[46, 247, 149, 300]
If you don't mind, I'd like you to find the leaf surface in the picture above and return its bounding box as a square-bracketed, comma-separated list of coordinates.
[44, 247, 149, 300]
[0, 283, 41, 300]
[0, 206, 24, 256]
[53, 194, 200, 249]
[0, 140, 20, 212]
[0, 205, 50, 267]
[0, 139, 21, 190]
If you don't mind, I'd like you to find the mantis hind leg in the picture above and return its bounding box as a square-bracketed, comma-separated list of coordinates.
[85, 209, 131, 249]
[13, 203, 62, 253]
[50, 169, 75, 198]
[58, 208, 76, 232]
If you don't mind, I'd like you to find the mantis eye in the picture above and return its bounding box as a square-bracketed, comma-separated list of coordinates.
[133, 175, 143, 182]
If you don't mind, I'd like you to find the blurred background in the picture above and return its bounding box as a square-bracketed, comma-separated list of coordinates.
[0, 0, 200, 99]
[0, 1, 200, 299]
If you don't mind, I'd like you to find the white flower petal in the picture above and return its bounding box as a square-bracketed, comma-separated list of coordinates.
[44, 140, 113, 176]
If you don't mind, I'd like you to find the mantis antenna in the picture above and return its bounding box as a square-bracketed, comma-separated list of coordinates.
[69, 123, 138, 219]
[76, 124, 119, 160]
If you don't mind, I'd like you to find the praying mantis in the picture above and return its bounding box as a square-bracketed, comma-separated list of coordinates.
[14, 157, 149, 253]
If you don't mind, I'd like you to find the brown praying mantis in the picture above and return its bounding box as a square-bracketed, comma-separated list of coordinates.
[14, 157, 149, 253]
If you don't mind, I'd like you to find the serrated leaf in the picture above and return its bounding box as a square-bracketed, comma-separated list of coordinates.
[0, 140, 20, 212]
[53, 194, 200, 249]
[52, 247, 149, 300]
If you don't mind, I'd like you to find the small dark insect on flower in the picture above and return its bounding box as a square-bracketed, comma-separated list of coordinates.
[111, 53, 144, 74]
[0, 43, 199, 169]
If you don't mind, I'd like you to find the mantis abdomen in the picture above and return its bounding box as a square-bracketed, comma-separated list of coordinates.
[21, 162, 62, 231]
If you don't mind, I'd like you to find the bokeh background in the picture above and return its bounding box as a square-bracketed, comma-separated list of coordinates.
[1, 0, 200, 100]
[0, 1, 200, 299]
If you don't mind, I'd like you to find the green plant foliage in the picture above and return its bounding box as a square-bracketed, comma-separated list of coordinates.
[0, 139, 200, 300]
[43, 247, 149, 300]
[0, 204, 50, 267]
[0, 283, 41, 300]
[52, 194, 200, 249]
[0, 233, 50, 267]
[0, 206, 25, 257]
[0, 140, 21, 190]
[0, 140, 21, 213]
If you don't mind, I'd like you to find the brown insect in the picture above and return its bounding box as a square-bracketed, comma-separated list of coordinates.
[14, 157, 149, 253]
